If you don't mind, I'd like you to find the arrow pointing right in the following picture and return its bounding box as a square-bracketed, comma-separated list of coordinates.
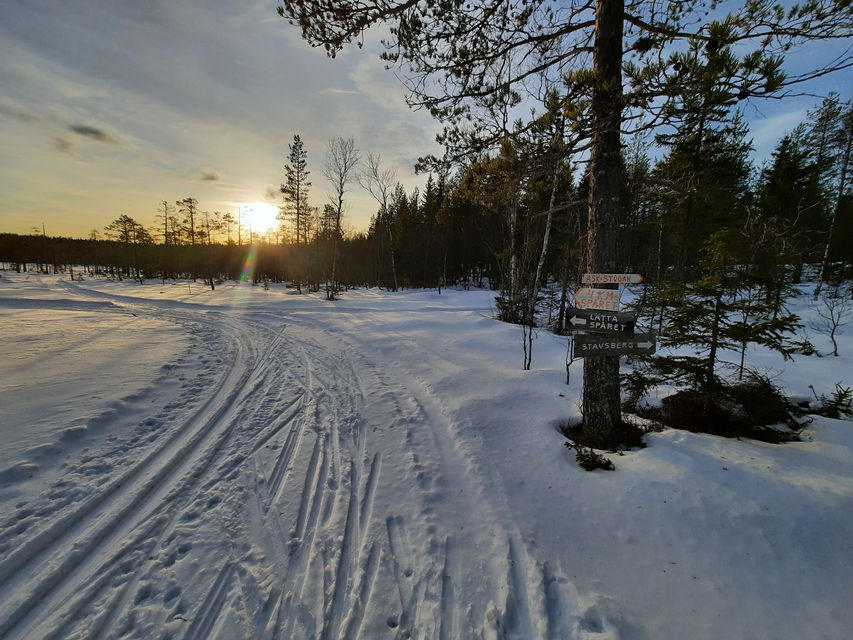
[572, 332, 657, 357]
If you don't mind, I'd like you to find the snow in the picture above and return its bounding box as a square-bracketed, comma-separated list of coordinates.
[0, 271, 851, 639]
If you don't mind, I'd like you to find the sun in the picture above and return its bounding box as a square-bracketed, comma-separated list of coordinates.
[240, 203, 280, 234]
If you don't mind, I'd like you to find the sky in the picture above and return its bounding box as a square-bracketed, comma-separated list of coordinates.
[0, 0, 849, 239]
[0, 0, 442, 238]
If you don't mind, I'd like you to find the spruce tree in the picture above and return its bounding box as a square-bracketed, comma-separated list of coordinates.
[805, 96, 853, 285]
[757, 135, 826, 282]
[641, 230, 802, 415]
[653, 110, 753, 281]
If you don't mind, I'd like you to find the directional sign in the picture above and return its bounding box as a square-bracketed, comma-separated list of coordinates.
[573, 287, 622, 311]
[573, 333, 656, 358]
[582, 273, 643, 285]
[567, 309, 636, 334]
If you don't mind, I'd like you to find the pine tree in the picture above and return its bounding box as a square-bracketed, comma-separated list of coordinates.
[155, 200, 176, 281]
[280, 134, 311, 291]
[221, 212, 236, 244]
[281, 134, 311, 244]
[176, 197, 200, 246]
[104, 214, 153, 281]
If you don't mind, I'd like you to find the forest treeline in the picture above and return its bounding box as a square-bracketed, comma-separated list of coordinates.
[3, 93, 850, 306]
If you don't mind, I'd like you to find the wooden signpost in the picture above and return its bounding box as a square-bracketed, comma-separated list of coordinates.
[573, 333, 656, 357]
[573, 287, 622, 311]
[567, 309, 635, 334]
[569, 273, 655, 357]
[581, 273, 643, 284]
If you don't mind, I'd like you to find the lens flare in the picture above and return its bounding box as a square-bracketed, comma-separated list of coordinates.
[240, 246, 257, 282]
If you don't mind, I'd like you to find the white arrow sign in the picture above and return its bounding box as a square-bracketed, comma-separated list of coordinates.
[582, 273, 643, 284]
[567, 309, 636, 333]
[573, 333, 657, 357]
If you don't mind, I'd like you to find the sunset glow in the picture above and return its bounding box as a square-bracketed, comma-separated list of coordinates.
[240, 203, 280, 234]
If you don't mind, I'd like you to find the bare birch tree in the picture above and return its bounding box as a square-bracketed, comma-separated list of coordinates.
[360, 153, 399, 291]
[323, 136, 360, 299]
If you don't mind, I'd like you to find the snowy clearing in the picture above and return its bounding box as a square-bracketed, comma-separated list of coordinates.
[1, 272, 851, 640]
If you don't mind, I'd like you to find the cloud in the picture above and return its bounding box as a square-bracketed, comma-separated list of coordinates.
[199, 170, 220, 182]
[349, 58, 412, 116]
[0, 102, 39, 123]
[68, 124, 117, 144]
[53, 137, 74, 154]
[264, 185, 280, 201]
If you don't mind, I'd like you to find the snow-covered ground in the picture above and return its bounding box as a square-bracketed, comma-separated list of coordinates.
[0, 271, 851, 640]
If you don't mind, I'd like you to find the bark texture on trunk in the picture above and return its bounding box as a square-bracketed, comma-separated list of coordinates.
[581, 0, 624, 449]
[818, 120, 851, 285]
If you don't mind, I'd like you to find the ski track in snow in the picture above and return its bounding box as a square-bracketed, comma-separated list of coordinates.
[0, 280, 591, 640]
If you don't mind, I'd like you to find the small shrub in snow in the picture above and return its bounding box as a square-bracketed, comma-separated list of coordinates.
[627, 371, 805, 443]
[563, 441, 615, 471]
[811, 383, 853, 419]
[560, 420, 648, 471]
[811, 293, 852, 357]
[725, 372, 794, 427]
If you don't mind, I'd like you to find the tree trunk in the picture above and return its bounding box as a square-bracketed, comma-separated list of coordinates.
[508, 197, 520, 321]
[818, 116, 851, 286]
[792, 256, 803, 284]
[386, 214, 399, 291]
[532, 169, 558, 304]
[328, 196, 343, 300]
[556, 253, 571, 334]
[581, 0, 624, 449]
[704, 292, 723, 415]
[329, 232, 340, 299]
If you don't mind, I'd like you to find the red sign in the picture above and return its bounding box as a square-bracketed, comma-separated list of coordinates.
[573, 287, 622, 311]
